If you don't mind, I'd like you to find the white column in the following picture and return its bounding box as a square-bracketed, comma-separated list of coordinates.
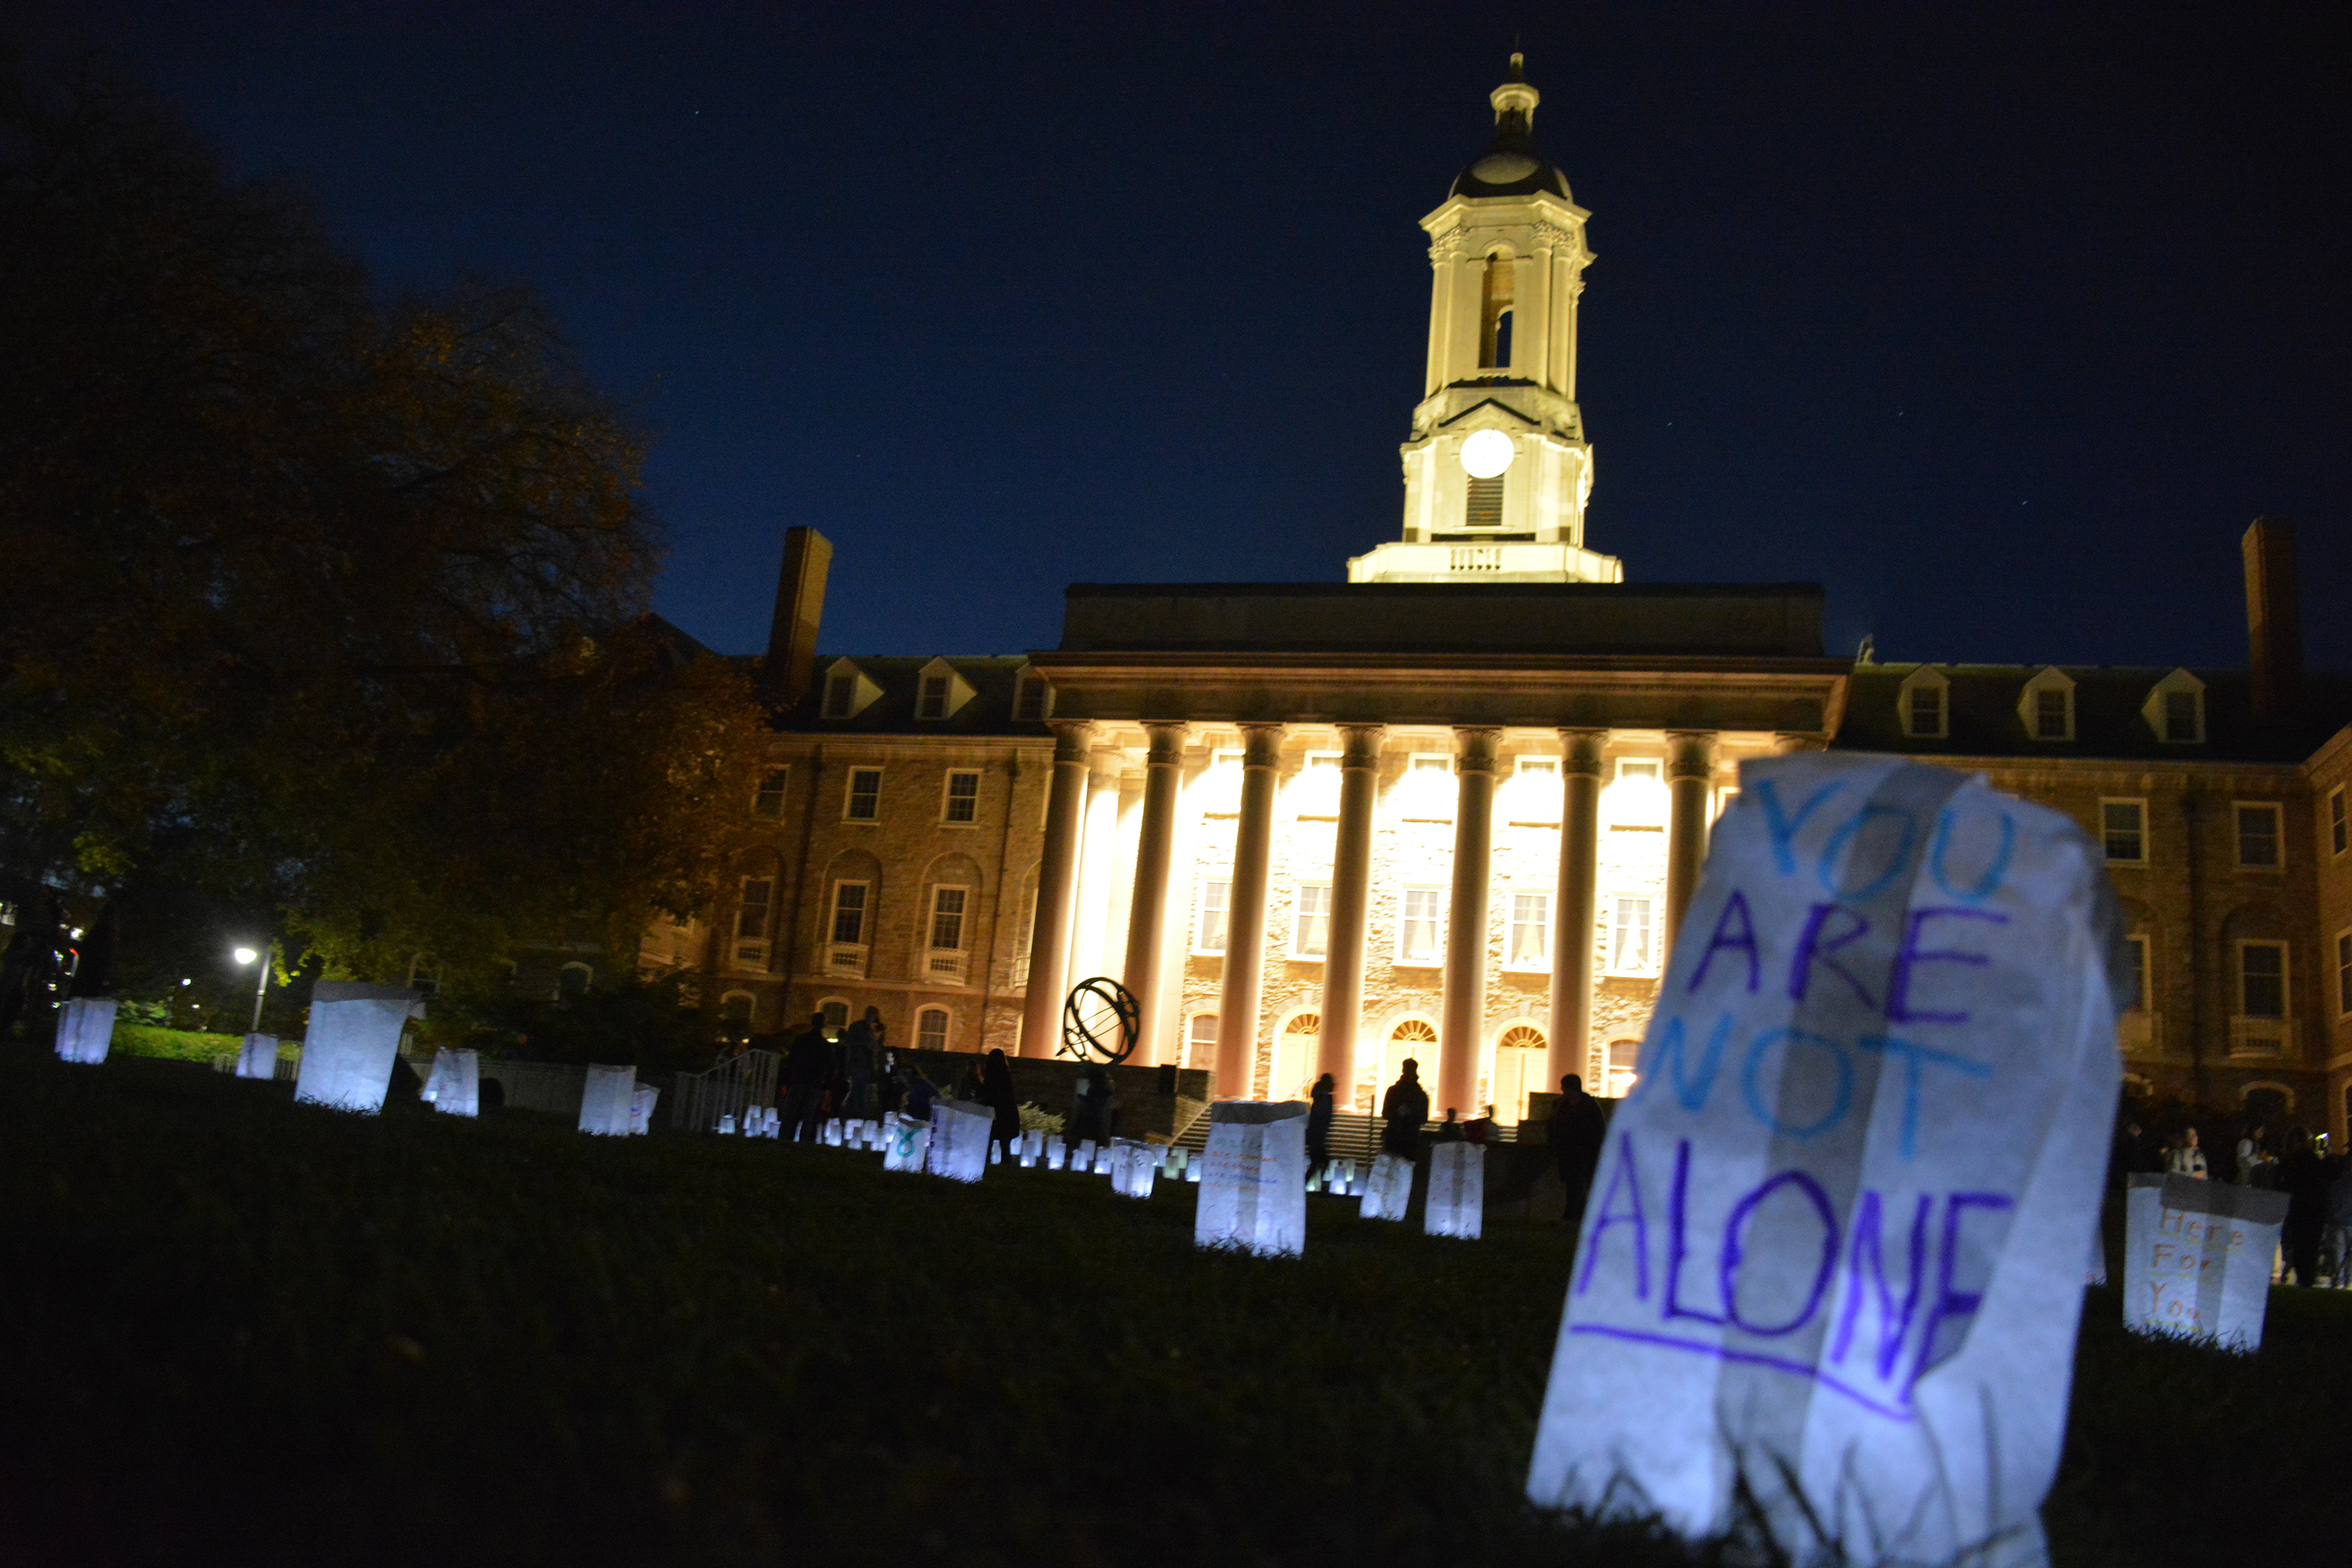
[1214, 723, 1283, 1098]
[1120, 722, 1186, 1062]
[1018, 721, 1094, 1058]
[1664, 730, 1718, 954]
[1438, 726, 1500, 1120]
[1548, 728, 1605, 1094]
[1316, 724, 1384, 1094]
[1067, 746, 1125, 988]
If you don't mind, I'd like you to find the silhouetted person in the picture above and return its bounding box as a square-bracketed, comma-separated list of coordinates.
[1433, 1107, 1465, 1143]
[981, 1047, 1022, 1163]
[1381, 1059, 1428, 1160]
[2278, 1128, 2332, 1287]
[782, 1012, 830, 1142]
[0, 891, 64, 1040]
[839, 1006, 883, 1118]
[1305, 1073, 1336, 1182]
[1071, 1065, 1112, 1145]
[1551, 1073, 1608, 1225]
[1465, 1104, 1496, 1145]
[902, 1063, 940, 1121]
[68, 902, 118, 999]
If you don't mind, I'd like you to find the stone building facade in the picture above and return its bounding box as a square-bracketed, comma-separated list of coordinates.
[655, 58, 2352, 1143]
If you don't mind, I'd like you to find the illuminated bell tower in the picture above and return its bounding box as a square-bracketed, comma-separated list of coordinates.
[1349, 55, 1621, 585]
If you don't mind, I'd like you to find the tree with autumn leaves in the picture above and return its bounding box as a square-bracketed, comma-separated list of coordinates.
[0, 60, 768, 1018]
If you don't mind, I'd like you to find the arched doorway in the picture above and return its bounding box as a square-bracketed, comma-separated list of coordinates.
[1490, 1023, 1547, 1123]
[1269, 1012, 1319, 1103]
[1367, 1017, 1437, 1114]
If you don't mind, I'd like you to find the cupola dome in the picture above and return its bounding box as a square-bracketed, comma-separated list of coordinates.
[1449, 53, 1572, 201]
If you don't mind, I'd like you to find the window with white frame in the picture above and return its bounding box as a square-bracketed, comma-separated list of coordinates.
[1195, 879, 1232, 954]
[1397, 887, 1443, 964]
[822, 670, 859, 719]
[2238, 941, 2287, 1020]
[1403, 753, 1454, 820]
[926, 886, 969, 979]
[735, 877, 774, 967]
[1291, 884, 1331, 959]
[2331, 787, 2347, 858]
[2335, 931, 2350, 1018]
[1617, 758, 1662, 782]
[2123, 935, 2148, 1012]
[844, 768, 882, 821]
[1517, 757, 1559, 780]
[2100, 799, 2147, 866]
[916, 673, 951, 720]
[1186, 1014, 1219, 1070]
[1903, 680, 1947, 739]
[1012, 670, 1048, 721]
[2161, 689, 2202, 743]
[1507, 756, 1562, 825]
[942, 769, 982, 825]
[2032, 687, 2071, 740]
[2235, 801, 2282, 869]
[917, 1007, 949, 1051]
[753, 768, 789, 818]
[827, 880, 870, 973]
[1508, 891, 1552, 970]
[1608, 895, 1657, 975]
[1293, 752, 1341, 818]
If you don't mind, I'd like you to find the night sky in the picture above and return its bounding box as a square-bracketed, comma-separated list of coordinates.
[45, 2, 2352, 672]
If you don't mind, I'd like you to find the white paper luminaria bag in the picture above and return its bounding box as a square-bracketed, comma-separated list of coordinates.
[1425, 1141, 1484, 1240]
[53, 997, 118, 1065]
[881, 1113, 931, 1174]
[927, 1099, 992, 1183]
[421, 1047, 480, 1116]
[294, 983, 422, 1113]
[630, 1084, 659, 1135]
[2122, 1173, 2288, 1349]
[578, 1064, 637, 1136]
[1194, 1101, 1308, 1258]
[1358, 1152, 1414, 1222]
[235, 1033, 279, 1080]
[1526, 754, 2126, 1568]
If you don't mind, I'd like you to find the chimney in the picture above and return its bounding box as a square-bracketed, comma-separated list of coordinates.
[764, 526, 832, 703]
[2241, 517, 2303, 727]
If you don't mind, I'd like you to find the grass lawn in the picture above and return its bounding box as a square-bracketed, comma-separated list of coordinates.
[2, 1052, 2345, 1567]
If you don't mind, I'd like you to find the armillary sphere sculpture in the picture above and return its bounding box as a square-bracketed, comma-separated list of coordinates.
[1060, 975, 1140, 1066]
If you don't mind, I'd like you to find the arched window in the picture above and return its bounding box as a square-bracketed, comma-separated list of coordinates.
[1477, 253, 1515, 368]
[557, 962, 593, 1000]
[917, 1007, 949, 1051]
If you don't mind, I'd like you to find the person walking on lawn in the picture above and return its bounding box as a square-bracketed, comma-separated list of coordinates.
[839, 1007, 883, 1119]
[1381, 1059, 1429, 1162]
[1551, 1073, 1608, 1225]
[980, 1048, 1022, 1165]
[1305, 1073, 1336, 1184]
[782, 1013, 831, 1142]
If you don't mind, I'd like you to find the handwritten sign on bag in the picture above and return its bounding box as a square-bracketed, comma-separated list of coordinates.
[1195, 1102, 1308, 1258]
[1526, 755, 2125, 1566]
[2122, 1173, 2288, 1349]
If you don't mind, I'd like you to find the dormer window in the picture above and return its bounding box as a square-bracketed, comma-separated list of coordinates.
[2141, 669, 2205, 745]
[820, 659, 880, 720]
[1012, 668, 1050, 721]
[1897, 667, 1949, 740]
[913, 657, 974, 722]
[2018, 669, 2075, 742]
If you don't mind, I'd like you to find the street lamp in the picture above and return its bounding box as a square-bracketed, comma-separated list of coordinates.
[233, 945, 269, 1033]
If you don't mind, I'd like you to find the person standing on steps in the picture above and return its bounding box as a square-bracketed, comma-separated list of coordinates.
[1380, 1059, 1429, 1162]
[1305, 1073, 1336, 1184]
[1550, 1073, 1608, 1226]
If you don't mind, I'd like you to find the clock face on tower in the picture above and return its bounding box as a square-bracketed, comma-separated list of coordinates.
[1461, 429, 1515, 478]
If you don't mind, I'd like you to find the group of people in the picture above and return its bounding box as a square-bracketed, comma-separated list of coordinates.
[2117, 1112, 2352, 1287]
[771, 1011, 1119, 1165]
[1294, 1057, 1610, 1216]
